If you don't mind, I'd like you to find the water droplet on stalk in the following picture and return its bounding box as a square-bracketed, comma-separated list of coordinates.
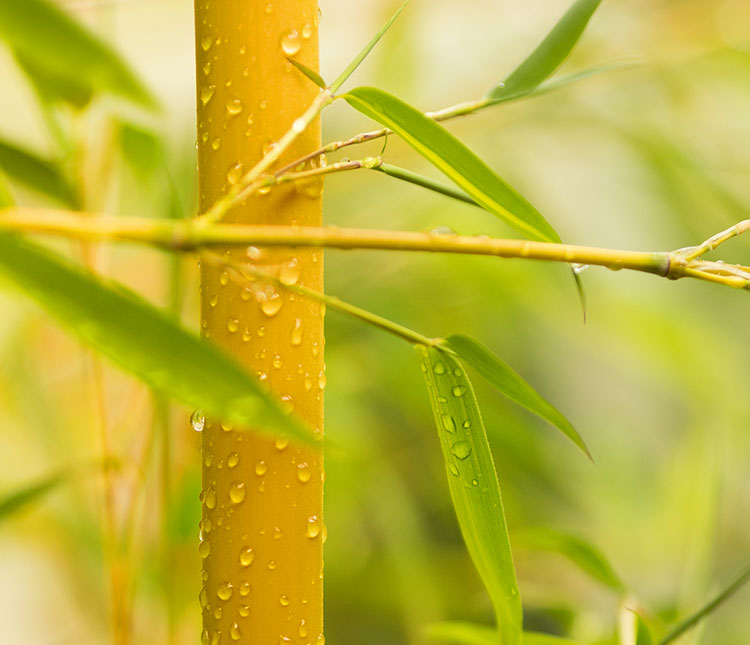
[200, 85, 216, 105]
[217, 582, 234, 601]
[226, 97, 244, 116]
[191, 409, 205, 432]
[280, 28, 301, 55]
[296, 462, 311, 483]
[239, 546, 255, 567]
[306, 515, 321, 538]
[279, 258, 301, 285]
[229, 481, 247, 504]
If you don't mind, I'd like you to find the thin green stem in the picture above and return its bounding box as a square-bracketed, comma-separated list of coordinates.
[658, 565, 750, 645]
[203, 251, 436, 347]
[374, 163, 476, 205]
[679, 219, 750, 261]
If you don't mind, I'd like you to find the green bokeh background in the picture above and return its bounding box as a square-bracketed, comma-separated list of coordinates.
[0, 0, 748, 643]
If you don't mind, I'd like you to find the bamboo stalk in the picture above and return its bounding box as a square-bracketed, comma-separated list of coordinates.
[194, 1, 324, 643]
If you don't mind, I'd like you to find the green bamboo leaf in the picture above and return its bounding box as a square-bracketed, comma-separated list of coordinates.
[658, 564, 750, 645]
[0, 460, 117, 522]
[518, 528, 624, 592]
[426, 621, 579, 645]
[0, 139, 76, 206]
[344, 86, 560, 242]
[487, 0, 603, 102]
[529, 60, 640, 101]
[15, 51, 93, 109]
[635, 614, 655, 645]
[0, 170, 13, 207]
[444, 334, 590, 459]
[330, 0, 410, 93]
[416, 345, 522, 645]
[0, 234, 317, 446]
[0, 473, 64, 520]
[287, 58, 327, 90]
[0, 0, 156, 108]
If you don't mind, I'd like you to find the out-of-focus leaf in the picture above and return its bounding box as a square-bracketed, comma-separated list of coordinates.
[344, 86, 560, 242]
[530, 60, 640, 100]
[0, 234, 317, 446]
[635, 613, 655, 645]
[287, 58, 327, 89]
[0, 170, 13, 207]
[0, 0, 156, 108]
[417, 345, 522, 645]
[330, 0, 410, 93]
[0, 460, 117, 521]
[0, 472, 64, 521]
[426, 621, 578, 645]
[444, 334, 590, 459]
[0, 139, 76, 206]
[118, 122, 166, 180]
[658, 564, 750, 645]
[487, 0, 603, 101]
[519, 528, 625, 591]
[15, 51, 93, 109]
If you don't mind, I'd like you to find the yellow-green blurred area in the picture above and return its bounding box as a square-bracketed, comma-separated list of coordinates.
[0, 0, 749, 643]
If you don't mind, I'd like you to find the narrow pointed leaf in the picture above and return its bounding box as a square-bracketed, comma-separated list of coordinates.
[344, 86, 560, 242]
[0, 0, 156, 108]
[0, 473, 64, 520]
[0, 234, 317, 446]
[658, 564, 750, 645]
[0, 139, 76, 206]
[487, 0, 603, 101]
[426, 622, 578, 645]
[287, 58, 327, 90]
[330, 0, 410, 93]
[417, 345, 522, 645]
[444, 334, 590, 459]
[519, 528, 624, 591]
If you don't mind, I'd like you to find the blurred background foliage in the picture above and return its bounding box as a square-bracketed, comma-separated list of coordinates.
[0, 0, 748, 643]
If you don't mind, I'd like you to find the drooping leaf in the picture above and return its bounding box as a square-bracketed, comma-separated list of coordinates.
[426, 621, 578, 645]
[344, 86, 560, 242]
[416, 345, 522, 645]
[487, 0, 603, 101]
[0, 139, 76, 206]
[330, 0, 410, 93]
[0, 0, 156, 108]
[657, 564, 750, 645]
[518, 528, 625, 591]
[444, 334, 590, 459]
[0, 233, 317, 446]
[287, 58, 327, 90]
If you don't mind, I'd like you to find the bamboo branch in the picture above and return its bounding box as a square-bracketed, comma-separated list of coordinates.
[1, 209, 749, 291]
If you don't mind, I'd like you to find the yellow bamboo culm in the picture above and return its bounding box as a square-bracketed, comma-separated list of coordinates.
[194, 1, 324, 644]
